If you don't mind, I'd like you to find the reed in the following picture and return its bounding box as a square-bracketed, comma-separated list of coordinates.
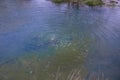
[54, 66, 108, 80]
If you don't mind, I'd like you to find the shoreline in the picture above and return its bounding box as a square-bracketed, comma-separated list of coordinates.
[102, 0, 120, 6]
[51, 0, 120, 6]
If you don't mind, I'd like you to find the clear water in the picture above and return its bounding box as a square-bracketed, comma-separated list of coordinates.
[0, 0, 120, 80]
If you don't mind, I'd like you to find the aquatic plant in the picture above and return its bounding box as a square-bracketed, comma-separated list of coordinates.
[55, 67, 109, 80]
[54, 67, 108, 80]
[0, 36, 93, 80]
[0, 54, 108, 80]
[84, 0, 103, 6]
[51, 0, 104, 6]
[51, 0, 68, 3]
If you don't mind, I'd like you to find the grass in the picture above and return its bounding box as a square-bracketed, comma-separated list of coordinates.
[51, 0, 104, 6]
[51, 0, 68, 3]
[84, 0, 104, 6]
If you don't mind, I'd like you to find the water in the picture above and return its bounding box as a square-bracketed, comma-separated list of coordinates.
[0, 0, 120, 80]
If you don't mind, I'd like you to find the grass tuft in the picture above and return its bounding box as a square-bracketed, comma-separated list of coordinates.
[84, 0, 104, 6]
[51, 0, 104, 6]
[51, 0, 68, 3]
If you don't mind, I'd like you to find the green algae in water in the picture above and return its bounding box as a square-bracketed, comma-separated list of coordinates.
[0, 38, 90, 80]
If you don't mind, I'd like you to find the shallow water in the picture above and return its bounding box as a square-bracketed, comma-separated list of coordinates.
[0, 0, 120, 80]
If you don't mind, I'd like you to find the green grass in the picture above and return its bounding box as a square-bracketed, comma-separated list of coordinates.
[84, 0, 104, 6]
[51, 0, 104, 6]
[51, 0, 68, 3]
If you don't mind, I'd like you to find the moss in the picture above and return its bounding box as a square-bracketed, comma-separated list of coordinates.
[83, 0, 104, 6]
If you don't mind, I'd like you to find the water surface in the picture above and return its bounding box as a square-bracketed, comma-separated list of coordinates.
[0, 0, 120, 80]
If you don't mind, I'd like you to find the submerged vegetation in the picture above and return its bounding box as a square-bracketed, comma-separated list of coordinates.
[0, 38, 90, 80]
[0, 37, 108, 80]
[84, 0, 103, 6]
[51, 0, 68, 3]
[0, 55, 108, 80]
[51, 0, 104, 6]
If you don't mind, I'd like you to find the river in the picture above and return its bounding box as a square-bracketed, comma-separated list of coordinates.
[0, 0, 120, 80]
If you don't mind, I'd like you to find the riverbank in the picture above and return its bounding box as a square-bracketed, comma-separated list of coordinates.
[102, 0, 120, 6]
[51, 0, 103, 6]
[51, 0, 120, 6]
